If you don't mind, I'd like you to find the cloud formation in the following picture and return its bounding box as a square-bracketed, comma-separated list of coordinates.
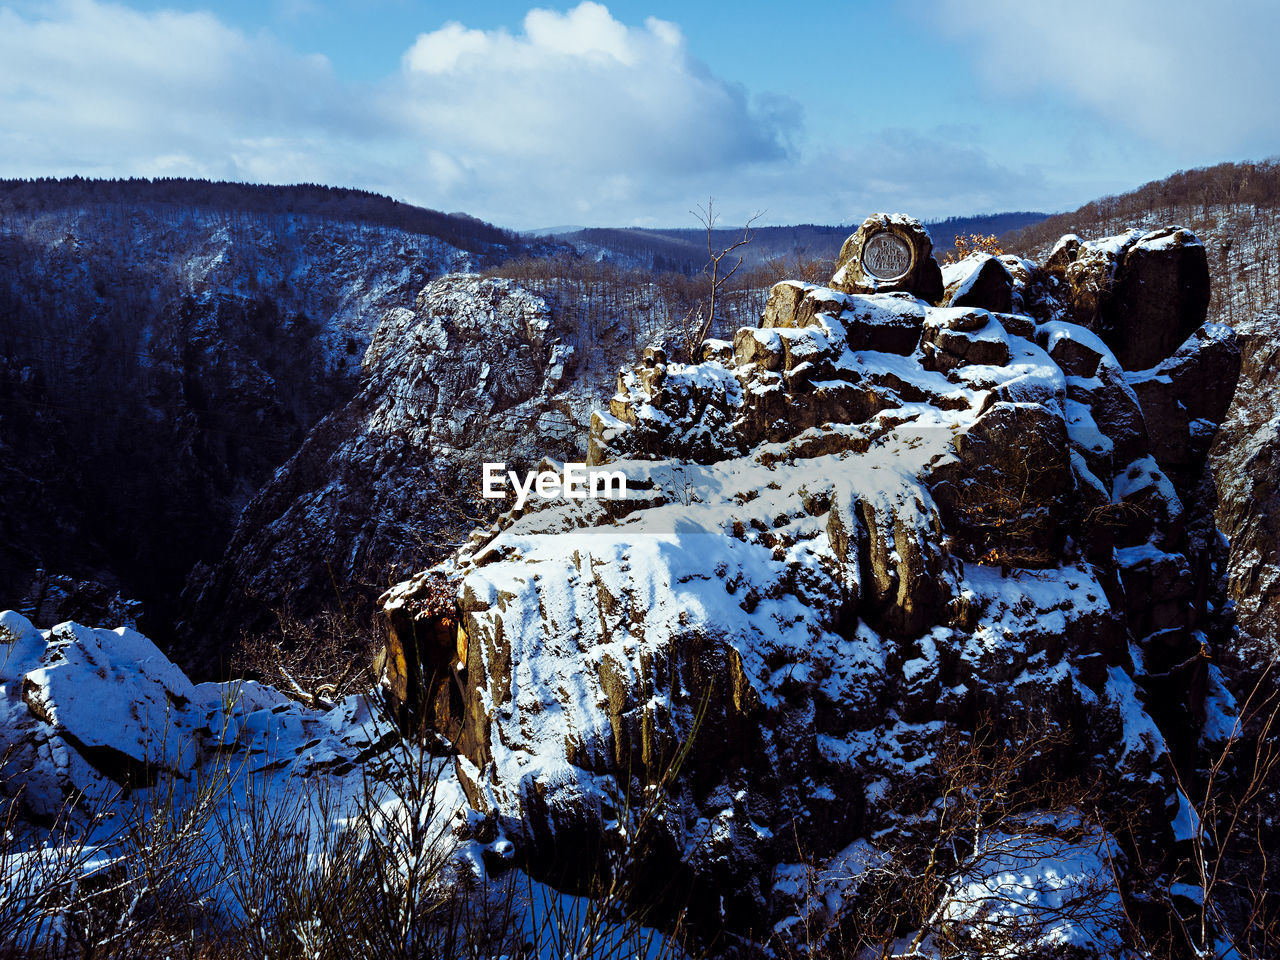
[390, 2, 792, 221]
[0, 0, 371, 183]
[932, 0, 1280, 157]
[0, 0, 803, 225]
[0, 0, 1137, 227]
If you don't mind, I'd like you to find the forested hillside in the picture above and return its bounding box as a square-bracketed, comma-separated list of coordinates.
[555, 212, 1047, 274]
[1003, 160, 1280, 326]
[0, 178, 556, 646]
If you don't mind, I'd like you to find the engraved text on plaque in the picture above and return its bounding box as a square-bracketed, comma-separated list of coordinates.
[861, 231, 912, 282]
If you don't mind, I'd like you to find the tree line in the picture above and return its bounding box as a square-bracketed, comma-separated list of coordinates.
[0, 177, 533, 254]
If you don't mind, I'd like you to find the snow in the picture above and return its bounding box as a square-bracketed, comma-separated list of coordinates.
[1103, 667, 1168, 773]
[1199, 664, 1240, 745]
[6, 218, 1253, 950]
[1171, 788, 1201, 843]
[12, 620, 201, 776]
[937, 817, 1126, 957]
[1137, 226, 1200, 253]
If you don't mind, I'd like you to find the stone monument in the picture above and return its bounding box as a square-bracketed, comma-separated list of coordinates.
[831, 213, 944, 304]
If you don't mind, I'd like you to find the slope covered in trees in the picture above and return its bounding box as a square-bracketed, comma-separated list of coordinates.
[1002, 159, 1280, 326]
[554, 212, 1048, 274]
[0, 177, 525, 253]
[0, 180, 561, 651]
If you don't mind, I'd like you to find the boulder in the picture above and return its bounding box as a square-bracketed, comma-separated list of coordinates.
[921, 309, 1011, 374]
[1116, 546, 1193, 642]
[932, 401, 1073, 564]
[831, 214, 944, 304]
[837, 293, 927, 355]
[942, 254, 1014, 314]
[1045, 328, 1106, 380]
[1044, 233, 1082, 272]
[1058, 230, 1141, 335]
[1103, 228, 1211, 371]
[761, 280, 815, 329]
[1, 611, 206, 821]
[733, 327, 785, 371]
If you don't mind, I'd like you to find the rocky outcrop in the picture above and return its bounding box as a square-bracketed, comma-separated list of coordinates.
[1030, 227, 1211, 370]
[0, 608, 403, 825]
[176, 277, 570, 670]
[1209, 308, 1280, 660]
[831, 213, 944, 304]
[178, 275, 662, 674]
[382, 223, 1240, 948]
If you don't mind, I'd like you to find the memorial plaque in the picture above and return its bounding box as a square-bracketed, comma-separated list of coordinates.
[861, 231, 913, 282]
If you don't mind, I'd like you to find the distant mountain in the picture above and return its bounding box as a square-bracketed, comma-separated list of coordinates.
[524, 224, 587, 237]
[0, 177, 526, 252]
[551, 213, 1049, 274]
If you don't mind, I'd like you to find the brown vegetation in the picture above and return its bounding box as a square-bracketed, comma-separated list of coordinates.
[942, 233, 1003, 265]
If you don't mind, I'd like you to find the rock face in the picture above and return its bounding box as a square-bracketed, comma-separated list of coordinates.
[383, 222, 1240, 947]
[178, 274, 669, 675]
[1031, 227, 1211, 370]
[176, 277, 573, 671]
[1210, 308, 1280, 660]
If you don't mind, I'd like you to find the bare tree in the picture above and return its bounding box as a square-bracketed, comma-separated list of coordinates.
[1156, 665, 1280, 960]
[680, 199, 762, 362]
[771, 716, 1128, 959]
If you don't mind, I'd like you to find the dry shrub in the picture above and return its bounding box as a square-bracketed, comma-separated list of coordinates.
[944, 233, 1004, 264]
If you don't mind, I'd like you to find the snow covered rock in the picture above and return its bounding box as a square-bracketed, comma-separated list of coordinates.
[941, 253, 1015, 314]
[1034, 226, 1211, 370]
[830, 213, 945, 304]
[0, 608, 410, 828]
[1106, 227, 1213, 370]
[382, 229, 1240, 941]
[1128, 322, 1240, 500]
[1, 611, 204, 820]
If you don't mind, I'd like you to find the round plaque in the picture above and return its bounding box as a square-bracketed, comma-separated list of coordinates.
[860, 230, 913, 282]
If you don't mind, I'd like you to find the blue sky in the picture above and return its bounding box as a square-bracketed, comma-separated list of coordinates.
[1, 0, 1276, 229]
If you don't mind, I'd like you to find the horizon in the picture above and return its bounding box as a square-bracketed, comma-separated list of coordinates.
[2, 1, 1277, 230]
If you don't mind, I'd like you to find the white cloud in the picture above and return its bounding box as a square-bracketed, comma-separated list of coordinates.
[931, 0, 1280, 157]
[523, 2, 635, 64]
[0, 1, 1082, 228]
[401, 22, 493, 76]
[0, 0, 370, 183]
[0, 0, 797, 226]
[390, 1, 792, 223]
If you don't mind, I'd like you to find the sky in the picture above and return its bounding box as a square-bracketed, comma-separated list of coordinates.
[0, 0, 1277, 230]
